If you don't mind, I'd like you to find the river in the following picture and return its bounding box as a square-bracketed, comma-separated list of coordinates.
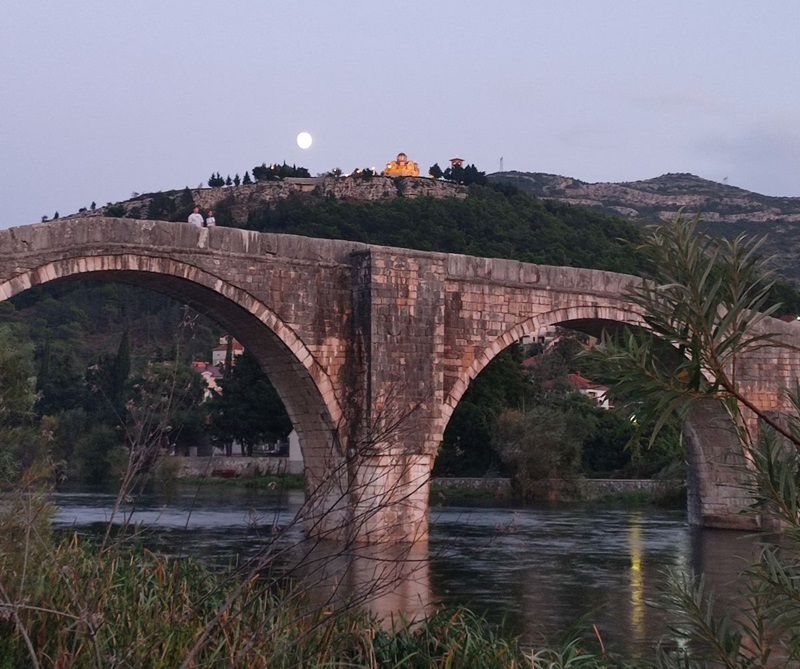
[51, 484, 759, 659]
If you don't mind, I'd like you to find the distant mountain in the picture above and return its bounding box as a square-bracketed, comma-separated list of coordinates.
[490, 171, 800, 285]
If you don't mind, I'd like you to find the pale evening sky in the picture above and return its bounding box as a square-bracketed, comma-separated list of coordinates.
[2, 2, 799, 229]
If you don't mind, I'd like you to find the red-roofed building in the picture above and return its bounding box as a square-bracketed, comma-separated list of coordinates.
[212, 337, 244, 367]
[568, 373, 612, 409]
[521, 357, 612, 409]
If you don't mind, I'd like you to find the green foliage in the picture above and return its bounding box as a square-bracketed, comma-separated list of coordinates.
[147, 190, 184, 221]
[494, 405, 591, 493]
[585, 214, 800, 667]
[207, 350, 291, 456]
[589, 214, 781, 450]
[0, 324, 36, 426]
[127, 360, 206, 454]
[435, 346, 530, 476]
[208, 171, 225, 187]
[73, 424, 120, 484]
[244, 185, 645, 274]
[252, 161, 310, 181]
[110, 329, 131, 415]
[443, 162, 488, 186]
[2, 281, 220, 482]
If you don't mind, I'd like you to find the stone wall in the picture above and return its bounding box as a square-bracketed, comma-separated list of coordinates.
[431, 477, 682, 502]
[165, 455, 291, 478]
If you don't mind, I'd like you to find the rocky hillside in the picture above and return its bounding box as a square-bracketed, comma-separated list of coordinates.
[71, 176, 467, 228]
[491, 171, 800, 284]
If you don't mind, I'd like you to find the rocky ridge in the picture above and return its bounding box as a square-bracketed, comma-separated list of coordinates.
[72, 176, 468, 228]
[491, 171, 800, 285]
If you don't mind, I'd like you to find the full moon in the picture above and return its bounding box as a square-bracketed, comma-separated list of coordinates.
[296, 131, 313, 149]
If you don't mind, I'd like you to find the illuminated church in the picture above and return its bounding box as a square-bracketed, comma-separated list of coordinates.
[384, 152, 420, 178]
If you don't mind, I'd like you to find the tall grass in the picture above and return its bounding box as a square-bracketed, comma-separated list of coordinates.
[0, 473, 618, 668]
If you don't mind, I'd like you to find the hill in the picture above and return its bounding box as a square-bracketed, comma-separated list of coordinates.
[490, 171, 800, 285]
[70, 176, 468, 228]
[67, 177, 646, 276]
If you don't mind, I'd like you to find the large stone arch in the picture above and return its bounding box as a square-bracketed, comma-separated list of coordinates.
[0, 253, 344, 490]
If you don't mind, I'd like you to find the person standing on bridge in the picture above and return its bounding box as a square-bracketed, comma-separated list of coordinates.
[205, 209, 216, 227]
[188, 206, 204, 227]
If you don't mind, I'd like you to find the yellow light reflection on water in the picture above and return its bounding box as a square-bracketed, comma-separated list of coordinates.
[629, 513, 645, 639]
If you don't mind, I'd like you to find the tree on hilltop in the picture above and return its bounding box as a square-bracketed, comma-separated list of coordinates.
[428, 163, 443, 180]
[252, 162, 311, 182]
[208, 173, 225, 188]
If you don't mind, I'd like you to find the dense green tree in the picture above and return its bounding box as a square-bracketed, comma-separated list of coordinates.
[35, 339, 84, 417]
[252, 162, 310, 182]
[494, 404, 592, 496]
[73, 424, 120, 484]
[109, 329, 131, 417]
[435, 346, 531, 476]
[244, 185, 646, 275]
[0, 324, 43, 479]
[0, 325, 36, 427]
[242, 171, 252, 185]
[428, 163, 443, 179]
[207, 350, 291, 456]
[208, 173, 225, 188]
[233, 173, 241, 187]
[125, 360, 206, 456]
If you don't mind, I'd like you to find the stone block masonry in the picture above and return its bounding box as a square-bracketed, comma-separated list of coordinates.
[2, 218, 799, 541]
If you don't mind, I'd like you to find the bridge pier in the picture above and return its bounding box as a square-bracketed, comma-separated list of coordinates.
[303, 451, 432, 544]
[685, 400, 759, 530]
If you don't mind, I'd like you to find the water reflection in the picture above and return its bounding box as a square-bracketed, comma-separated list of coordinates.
[51, 488, 761, 657]
[628, 514, 645, 642]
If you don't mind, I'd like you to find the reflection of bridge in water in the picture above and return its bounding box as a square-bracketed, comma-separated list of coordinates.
[4, 218, 798, 542]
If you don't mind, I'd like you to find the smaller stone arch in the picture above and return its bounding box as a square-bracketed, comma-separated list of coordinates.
[440, 303, 644, 431]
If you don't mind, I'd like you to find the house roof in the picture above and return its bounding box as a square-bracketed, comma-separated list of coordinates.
[213, 341, 244, 353]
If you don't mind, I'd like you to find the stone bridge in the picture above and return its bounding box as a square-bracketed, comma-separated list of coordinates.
[1, 218, 797, 542]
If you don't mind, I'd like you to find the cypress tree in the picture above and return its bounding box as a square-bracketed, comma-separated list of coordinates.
[110, 329, 131, 415]
[223, 335, 234, 380]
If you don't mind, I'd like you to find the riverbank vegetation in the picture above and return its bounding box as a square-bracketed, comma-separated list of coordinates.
[0, 480, 547, 668]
